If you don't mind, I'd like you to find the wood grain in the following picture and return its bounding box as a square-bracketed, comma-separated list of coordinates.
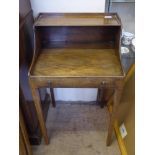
[37, 26, 117, 49]
[31, 48, 123, 77]
[29, 81, 49, 144]
[35, 13, 121, 26]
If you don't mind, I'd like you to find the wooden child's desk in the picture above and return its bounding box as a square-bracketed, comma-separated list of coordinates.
[28, 13, 125, 146]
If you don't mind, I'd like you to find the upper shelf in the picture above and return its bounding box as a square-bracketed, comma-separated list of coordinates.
[34, 13, 122, 27]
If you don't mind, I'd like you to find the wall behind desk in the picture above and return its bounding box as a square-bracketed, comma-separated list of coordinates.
[30, 0, 105, 101]
[30, 0, 105, 17]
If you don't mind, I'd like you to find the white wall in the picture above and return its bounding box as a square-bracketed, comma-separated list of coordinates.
[30, 0, 105, 101]
[54, 88, 98, 101]
[30, 0, 105, 17]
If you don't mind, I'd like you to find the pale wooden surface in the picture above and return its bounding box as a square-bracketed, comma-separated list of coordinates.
[35, 13, 120, 26]
[31, 49, 123, 77]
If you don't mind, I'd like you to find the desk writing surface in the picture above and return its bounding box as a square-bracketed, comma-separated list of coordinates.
[34, 13, 121, 26]
[31, 49, 123, 77]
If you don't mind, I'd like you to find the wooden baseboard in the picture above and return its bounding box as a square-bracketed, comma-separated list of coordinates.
[107, 104, 128, 155]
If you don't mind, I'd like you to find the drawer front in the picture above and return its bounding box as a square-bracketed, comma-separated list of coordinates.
[29, 76, 121, 88]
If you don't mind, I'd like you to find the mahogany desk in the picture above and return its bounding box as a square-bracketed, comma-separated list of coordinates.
[28, 13, 125, 146]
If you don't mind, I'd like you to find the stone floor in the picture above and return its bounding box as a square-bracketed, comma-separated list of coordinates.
[32, 102, 120, 155]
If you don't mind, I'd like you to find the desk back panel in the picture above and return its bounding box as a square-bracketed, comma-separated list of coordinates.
[35, 26, 120, 49]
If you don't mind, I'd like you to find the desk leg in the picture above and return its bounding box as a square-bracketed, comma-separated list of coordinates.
[29, 81, 49, 145]
[50, 88, 56, 107]
[97, 87, 105, 108]
[106, 82, 123, 146]
[48, 82, 56, 108]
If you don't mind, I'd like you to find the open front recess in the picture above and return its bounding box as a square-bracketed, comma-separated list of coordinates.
[36, 26, 120, 49]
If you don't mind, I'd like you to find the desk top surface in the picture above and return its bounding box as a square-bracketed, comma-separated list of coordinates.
[31, 49, 123, 77]
[34, 13, 121, 27]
